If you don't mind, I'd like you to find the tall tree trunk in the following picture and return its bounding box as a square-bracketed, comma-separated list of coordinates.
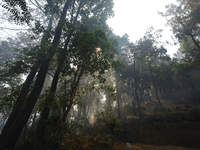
[0, 65, 37, 141]
[148, 63, 164, 109]
[32, 110, 37, 127]
[86, 102, 91, 117]
[78, 105, 82, 117]
[97, 97, 100, 112]
[62, 66, 85, 123]
[23, 123, 27, 143]
[0, 2, 70, 149]
[188, 78, 198, 100]
[123, 104, 126, 119]
[117, 95, 121, 119]
[82, 103, 87, 118]
[190, 33, 200, 50]
[138, 85, 144, 106]
[115, 73, 121, 119]
[0, 15, 54, 142]
[132, 101, 136, 115]
[133, 52, 141, 116]
[34, 2, 82, 149]
[147, 89, 152, 102]
[82, 90, 88, 118]
[159, 86, 163, 98]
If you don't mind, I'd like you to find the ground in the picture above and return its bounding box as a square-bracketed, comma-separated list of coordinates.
[114, 142, 200, 150]
[116, 99, 200, 150]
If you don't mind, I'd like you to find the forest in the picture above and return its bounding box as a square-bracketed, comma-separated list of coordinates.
[0, 0, 200, 149]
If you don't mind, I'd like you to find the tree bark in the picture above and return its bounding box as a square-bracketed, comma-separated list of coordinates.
[190, 33, 200, 50]
[115, 73, 121, 119]
[147, 89, 152, 102]
[133, 52, 141, 116]
[62, 66, 85, 123]
[148, 63, 164, 109]
[0, 2, 69, 149]
[188, 78, 198, 100]
[34, 2, 82, 149]
[138, 85, 144, 106]
[117, 95, 121, 119]
[0, 15, 54, 142]
[159, 86, 163, 98]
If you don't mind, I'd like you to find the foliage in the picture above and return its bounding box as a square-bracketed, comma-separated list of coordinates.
[65, 114, 88, 134]
[100, 84, 117, 100]
[159, 0, 200, 65]
[63, 132, 117, 150]
[1, 0, 31, 24]
[0, 84, 22, 112]
[95, 107, 123, 141]
[3, 0, 200, 149]
[140, 109, 200, 130]
[0, 0, 119, 149]
[44, 115, 66, 150]
[43, 113, 87, 150]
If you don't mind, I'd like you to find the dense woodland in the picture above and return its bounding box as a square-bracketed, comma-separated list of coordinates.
[0, 0, 200, 149]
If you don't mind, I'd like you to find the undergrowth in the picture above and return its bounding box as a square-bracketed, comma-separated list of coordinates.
[140, 108, 200, 130]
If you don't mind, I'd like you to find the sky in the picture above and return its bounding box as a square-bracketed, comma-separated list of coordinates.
[107, 0, 179, 57]
[0, 0, 179, 57]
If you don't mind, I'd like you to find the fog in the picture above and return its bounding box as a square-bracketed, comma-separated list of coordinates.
[0, 0, 200, 149]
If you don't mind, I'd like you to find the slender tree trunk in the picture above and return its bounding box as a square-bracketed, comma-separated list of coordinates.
[32, 110, 37, 127]
[82, 104, 87, 118]
[133, 52, 141, 116]
[190, 34, 200, 50]
[23, 123, 27, 143]
[124, 105, 126, 119]
[117, 96, 121, 119]
[147, 89, 152, 102]
[0, 65, 37, 141]
[78, 106, 82, 117]
[62, 66, 84, 123]
[138, 84, 144, 106]
[106, 90, 112, 110]
[0, 15, 54, 142]
[34, 2, 82, 149]
[188, 78, 198, 100]
[148, 63, 164, 109]
[82, 91, 88, 118]
[159, 86, 163, 98]
[86, 102, 91, 117]
[97, 97, 99, 112]
[0, 3, 69, 149]
[132, 101, 136, 115]
[115, 73, 121, 119]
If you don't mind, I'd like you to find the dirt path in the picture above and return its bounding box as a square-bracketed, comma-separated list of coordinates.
[130, 143, 200, 150]
[114, 142, 200, 150]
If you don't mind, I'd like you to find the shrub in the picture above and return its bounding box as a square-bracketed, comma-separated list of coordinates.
[95, 107, 123, 141]
[44, 113, 88, 150]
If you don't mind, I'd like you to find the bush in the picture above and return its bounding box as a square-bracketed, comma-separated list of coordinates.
[95, 107, 123, 141]
[44, 113, 88, 150]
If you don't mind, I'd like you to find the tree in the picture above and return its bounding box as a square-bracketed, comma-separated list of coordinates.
[131, 28, 170, 109]
[0, 31, 42, 119]
[159, 0, 200, 65]
[34, 28, 118, 149]
[0, 1, 72, 149]
[173, 62, 200, 101]
[160, 0, 200, 102]
[0, 0, 115, 149]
